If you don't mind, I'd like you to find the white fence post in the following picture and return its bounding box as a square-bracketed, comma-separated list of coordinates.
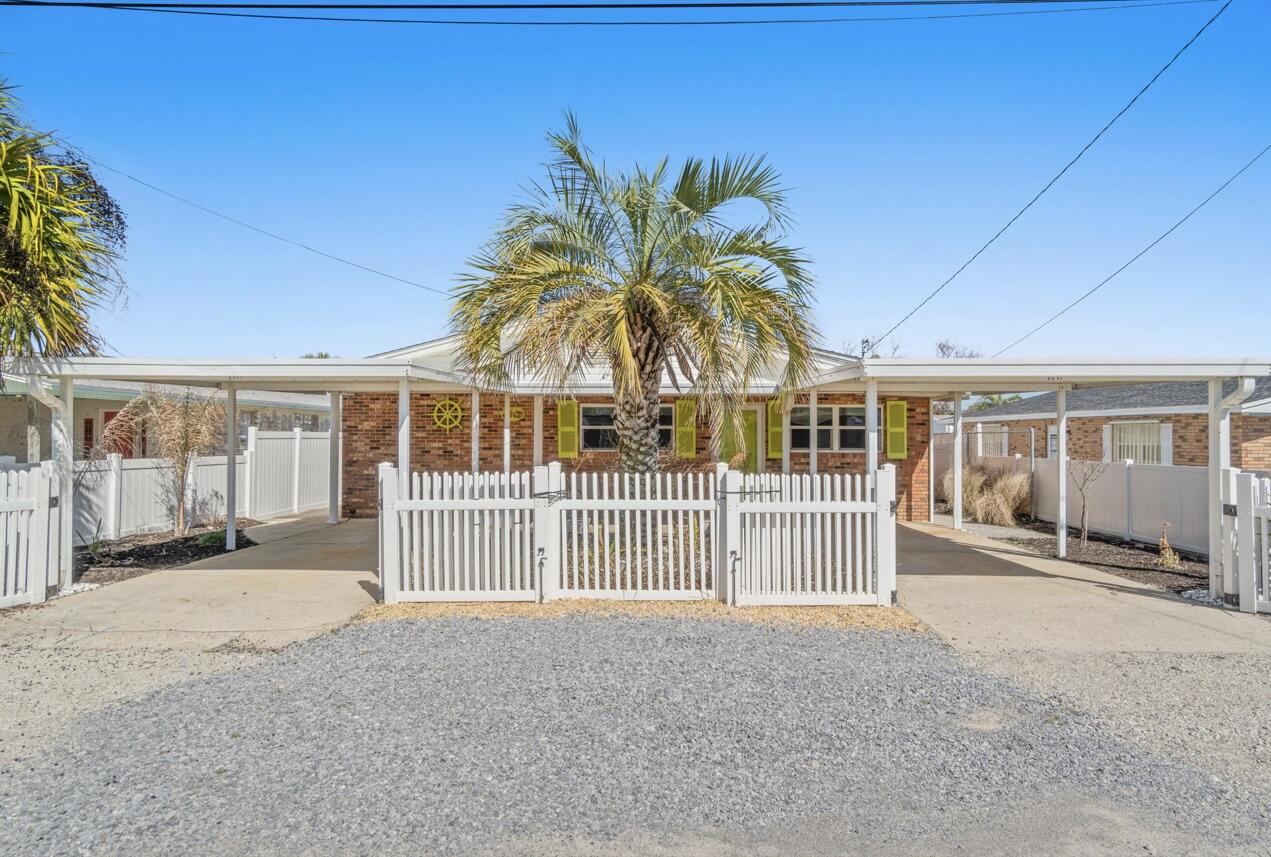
[105, 453, 123, 540]
[1221, 468, 1238, 603]
[378, 463, 400, 603]
[533, 461, 562, 602]
[291, 426, 303, 515]
[243, 427, 257, 520]
[27, 465, 51, 604]
[717, 463, 739, 605]
[875, 464, 897, 605]
[1123, 459, 1134, 542]
[1235, 471, 1256, 613]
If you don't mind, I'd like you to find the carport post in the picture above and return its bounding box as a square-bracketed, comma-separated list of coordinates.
[503, 393, 512, 474]
[951, 394, 963, 530]
[1056, 387, 1068, 559]
[328, 392, 341, 524]
[1208, 378, 1227, 598]
[471, 390, 480, 473]
[865, 379, 879, 476]
[808, 389, 818, 475]
[397, 378, 411, 489]
[225, 384, 237, 551]
[52, 377, 74, 587]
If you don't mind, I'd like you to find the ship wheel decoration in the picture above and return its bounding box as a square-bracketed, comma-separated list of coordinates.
[509, 404, 526, 423]
[432, 398, 464, 432]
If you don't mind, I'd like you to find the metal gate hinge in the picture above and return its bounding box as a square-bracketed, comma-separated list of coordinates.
[889, 500, 897, 515]
[49, 496, 59, 508]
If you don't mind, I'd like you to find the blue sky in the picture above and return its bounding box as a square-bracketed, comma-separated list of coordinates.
[3, 0, 1267, 360]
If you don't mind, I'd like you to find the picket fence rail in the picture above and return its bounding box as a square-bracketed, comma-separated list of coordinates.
[1232, 471, 1271, 614]
[0, 464, 62, 608]
[378, 462, 897, 607]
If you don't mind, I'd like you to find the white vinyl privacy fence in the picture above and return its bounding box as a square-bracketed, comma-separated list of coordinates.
[69, 429, 330, 546]
[1231, 471, 1271, 614]
[378, 462, 897, 607]
[0, 464, 63, 608]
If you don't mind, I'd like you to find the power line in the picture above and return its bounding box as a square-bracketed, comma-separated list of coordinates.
[0, 0, 1189, 10]
[20, 0, 1211, 24]
[85, 158, 451, 297]
[992, 142, 1270, 356]
[867, 0, 1232, 350]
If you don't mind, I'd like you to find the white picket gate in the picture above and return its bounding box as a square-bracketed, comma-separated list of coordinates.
[729, 468, 895, 606]
[0, 464, 60, 608]
[378, 462, 898, 607]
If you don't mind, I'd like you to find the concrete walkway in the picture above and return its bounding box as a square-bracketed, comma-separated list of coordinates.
[899, 522, 1271, 655]
[0, 512, 379, 652]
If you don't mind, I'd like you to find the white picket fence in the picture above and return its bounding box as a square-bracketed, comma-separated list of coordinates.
[0, 464, 62, 608]
[1232, 471, 1271, 614]
[378, 462, 897, 607]
[68, 428, 330, 546]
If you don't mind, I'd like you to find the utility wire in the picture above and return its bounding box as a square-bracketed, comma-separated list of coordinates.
[992, 142, 1270, 356]
[867, 0, 1232, 351]
[0, 0, 1191, 10]
[86, 158, 451, 296]
[22, 0, 1211, 24]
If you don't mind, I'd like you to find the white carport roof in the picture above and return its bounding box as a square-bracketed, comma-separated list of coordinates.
[13, 355, 1271, 397]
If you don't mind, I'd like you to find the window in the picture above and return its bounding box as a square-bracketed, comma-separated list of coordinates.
[788, 405, 881, 452]
[1046, 426, 1058, 459]
[580, 405, 674, 450]
[1112, 421, 1161, 465]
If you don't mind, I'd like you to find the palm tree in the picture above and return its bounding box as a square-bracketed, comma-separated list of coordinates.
[453, 115, 816, 472]
[0, 81, 125, 362]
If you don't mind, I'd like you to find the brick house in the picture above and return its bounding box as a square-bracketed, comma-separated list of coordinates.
[339, 337, 933, 521]
[963, 377, 1271, 471]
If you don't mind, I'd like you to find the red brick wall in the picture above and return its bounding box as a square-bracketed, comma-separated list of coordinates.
[342, 392, 931, 521]
[992, 412, 1271, 468]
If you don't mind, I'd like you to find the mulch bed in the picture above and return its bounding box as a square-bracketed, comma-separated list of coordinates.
[74, 518, 260, 585]
[999, 519, 1208, 593]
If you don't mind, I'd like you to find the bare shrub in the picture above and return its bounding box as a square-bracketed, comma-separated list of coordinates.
[943, 464, 1031, 527]
[97, 388, 225, 535]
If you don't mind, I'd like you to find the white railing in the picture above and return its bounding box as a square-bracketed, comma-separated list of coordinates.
[378, 462, 897, 607]
[61, 428, 329, 545]
[0, 464, 61, 608]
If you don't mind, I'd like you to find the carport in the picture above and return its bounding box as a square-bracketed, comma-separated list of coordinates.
[15, 354, 1270, 603]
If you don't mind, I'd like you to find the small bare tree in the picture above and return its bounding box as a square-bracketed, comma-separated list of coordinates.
[98, 388, 225, 535]
[1068, 459, 1109, 547]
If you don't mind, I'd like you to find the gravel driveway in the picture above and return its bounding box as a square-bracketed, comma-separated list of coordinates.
[3, 616, 1269, 856]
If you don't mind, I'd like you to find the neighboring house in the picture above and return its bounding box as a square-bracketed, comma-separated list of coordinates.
[0, 376, 330, 463]
[343, 337, 931, 520]
[963, 378, 1271, 470]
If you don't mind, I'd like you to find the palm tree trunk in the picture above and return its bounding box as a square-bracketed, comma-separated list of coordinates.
[613, 315, 665, 473]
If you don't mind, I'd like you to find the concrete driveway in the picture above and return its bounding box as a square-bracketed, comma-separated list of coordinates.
[898, 522, 1271, 803]
[0, 514, 378, 764]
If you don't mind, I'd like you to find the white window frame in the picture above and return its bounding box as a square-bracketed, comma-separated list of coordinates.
[1110, 419, 1163, 465]
[788, 405, 882, 453]
[579, 404, 674, 451]
[1046, 425, 1058, 459]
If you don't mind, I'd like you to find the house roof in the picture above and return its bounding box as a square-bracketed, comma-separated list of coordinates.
[964, 376, 1271, 421]
[1, 375, 330, 413]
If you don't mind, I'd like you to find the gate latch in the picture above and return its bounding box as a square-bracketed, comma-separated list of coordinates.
[889, 500, 897, 515]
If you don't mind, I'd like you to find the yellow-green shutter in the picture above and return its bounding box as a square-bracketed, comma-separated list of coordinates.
[886, 400, 908, 459]
[674, 398, 697, 459]
[557, 400, 579, 459]
[766, 400, 783, 459]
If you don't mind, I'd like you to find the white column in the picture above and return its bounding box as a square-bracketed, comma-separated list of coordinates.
[928, 401, 936, 522]
[532, 395, 544, 467]
[503, 393, 512, 474]
[865, 379, 879, 476]
[470, 391, 481, 473]
[52, 378, 73, 587]
[951, 394, 963, 531]
[225, 384, 237, 550]
[1056, 387, 1068, 559]
[328, 392, 341, 524]
[808, 389, 818, 475]
[1207, 378, 1224, 597]
[974, 422, 983, 458]
[397, 378, 411, 487]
